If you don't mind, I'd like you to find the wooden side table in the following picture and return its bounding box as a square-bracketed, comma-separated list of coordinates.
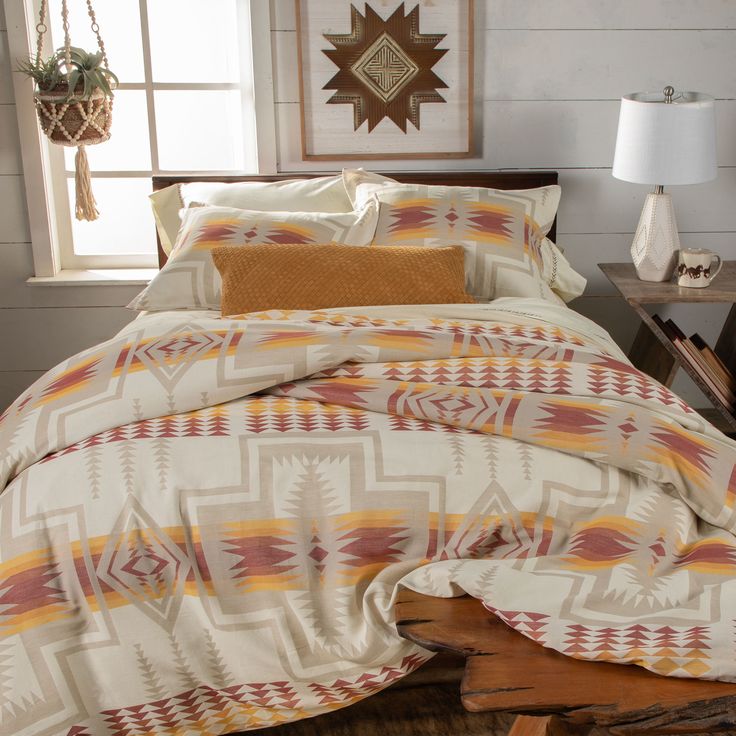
[396, 590, 736, 735]
[599, 262, 736, 434]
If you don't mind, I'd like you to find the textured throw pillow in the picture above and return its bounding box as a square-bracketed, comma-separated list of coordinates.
[358, 182, 564, 302]
[129, 202, 379, 311]
[213, 243, 474, 315]
[150, 174, 352, 255]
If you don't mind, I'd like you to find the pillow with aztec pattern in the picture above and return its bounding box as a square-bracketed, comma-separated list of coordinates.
[356, 180, 586, 302]
[357, 183, 563, 303]
[128, 202, 379, 312]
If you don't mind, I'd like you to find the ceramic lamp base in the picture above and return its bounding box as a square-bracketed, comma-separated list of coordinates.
[630, 192, 680, 282]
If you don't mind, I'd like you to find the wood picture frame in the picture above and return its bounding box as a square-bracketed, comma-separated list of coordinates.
[295, 0, 474, 160]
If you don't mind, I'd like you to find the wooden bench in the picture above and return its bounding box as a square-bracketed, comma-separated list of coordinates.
[396, 590, 736, 735]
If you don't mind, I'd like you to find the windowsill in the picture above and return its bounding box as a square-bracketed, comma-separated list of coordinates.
[26, 269, 157, 287]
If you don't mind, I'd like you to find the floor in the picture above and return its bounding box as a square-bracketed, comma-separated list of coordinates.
[246, 682, 517, 736]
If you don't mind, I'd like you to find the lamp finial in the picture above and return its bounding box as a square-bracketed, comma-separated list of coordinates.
[663, 85, 675, 103]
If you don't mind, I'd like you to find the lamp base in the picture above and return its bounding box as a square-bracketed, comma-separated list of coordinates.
[630, 192, 680, 282]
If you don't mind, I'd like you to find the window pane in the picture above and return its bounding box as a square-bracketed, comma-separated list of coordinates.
[63, 91, 151, 172]
[48, 0, 144, 82]
[147, 0, 240, 82]
[155, 91, 244, 170]
[68, 178, 156, 255]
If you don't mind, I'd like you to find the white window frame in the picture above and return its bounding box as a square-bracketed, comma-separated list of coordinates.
[5, 0, 277, 280]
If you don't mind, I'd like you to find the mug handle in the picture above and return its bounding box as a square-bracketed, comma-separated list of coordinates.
[710, 254, 723, 281]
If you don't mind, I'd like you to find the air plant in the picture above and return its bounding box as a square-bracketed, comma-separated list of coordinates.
[18, 46, 118, 100]
[16, 53, 61, 92]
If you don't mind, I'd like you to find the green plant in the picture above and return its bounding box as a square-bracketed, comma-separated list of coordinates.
[18, 46, 118, 100]
[17, 54, 61, 92]
[64, 47, 117, 99]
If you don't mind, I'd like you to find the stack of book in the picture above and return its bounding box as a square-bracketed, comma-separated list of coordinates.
[652, 315, 735, 409]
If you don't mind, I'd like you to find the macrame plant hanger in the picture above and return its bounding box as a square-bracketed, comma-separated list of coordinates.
[34, 0, 113, 221]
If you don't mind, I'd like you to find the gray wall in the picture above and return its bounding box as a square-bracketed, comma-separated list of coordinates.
[2, 0, 735, 409]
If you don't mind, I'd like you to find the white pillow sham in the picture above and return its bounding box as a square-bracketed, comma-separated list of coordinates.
[342, 168, 397, 207]
[151, 174, 353, 255]
[540, 240, 587, 302]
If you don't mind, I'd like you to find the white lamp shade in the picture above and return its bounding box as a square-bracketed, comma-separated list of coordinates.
[612, 91, 717, 185]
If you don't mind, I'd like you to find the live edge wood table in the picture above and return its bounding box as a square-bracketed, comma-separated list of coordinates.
[599, 262, 736, 435]
[395, 591, 736, 735]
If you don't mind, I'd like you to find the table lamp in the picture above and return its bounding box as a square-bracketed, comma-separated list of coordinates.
[612, 86, 717, 282]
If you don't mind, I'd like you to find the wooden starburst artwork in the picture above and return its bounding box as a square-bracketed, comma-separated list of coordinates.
[322, 3, 449, 133]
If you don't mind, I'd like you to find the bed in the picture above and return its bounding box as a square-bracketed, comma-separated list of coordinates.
[3, 170, 736, 736]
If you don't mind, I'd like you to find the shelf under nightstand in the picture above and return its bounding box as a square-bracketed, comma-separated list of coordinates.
[600, 262, 736, 434]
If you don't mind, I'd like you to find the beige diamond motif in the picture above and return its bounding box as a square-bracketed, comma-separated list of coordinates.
[351, 32, 419, 103]
[97, 495, 191, 630]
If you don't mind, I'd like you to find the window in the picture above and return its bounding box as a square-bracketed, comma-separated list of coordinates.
[8, 0, 274, 276]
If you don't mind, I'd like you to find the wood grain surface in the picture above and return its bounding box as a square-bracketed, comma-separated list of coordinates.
[599, 263, 736, 305]
[396, 590, 736, 734]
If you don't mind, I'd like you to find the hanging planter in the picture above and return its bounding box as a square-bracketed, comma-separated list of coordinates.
[18, 0, 117, 221]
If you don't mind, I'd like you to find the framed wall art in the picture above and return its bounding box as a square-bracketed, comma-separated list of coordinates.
[295, 0, 474, 160]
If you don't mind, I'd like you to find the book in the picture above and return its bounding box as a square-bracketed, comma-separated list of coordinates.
[670, 326, 735, 405]
[651, 314, 676, 341]
[654, 316, 735, 408]
[690, 333, 735, 392]
[667, 319, 734, 407]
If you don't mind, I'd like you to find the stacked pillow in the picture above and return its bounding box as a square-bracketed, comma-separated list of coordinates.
[346, 168, 585, 303]
[133, 168, 586, 314]
[151, 174, 353, 255]
[130, 201, 379, 311]
[357, 181, 561, 302]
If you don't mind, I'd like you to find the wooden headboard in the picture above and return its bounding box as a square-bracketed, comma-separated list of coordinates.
[152, 170, 559, 269]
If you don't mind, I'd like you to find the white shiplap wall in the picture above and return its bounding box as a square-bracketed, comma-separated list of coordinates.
[1, 0, 735, 409]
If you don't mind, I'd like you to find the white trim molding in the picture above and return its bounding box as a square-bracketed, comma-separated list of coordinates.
[5, 0, 61, 277]
[27, 268, 156, 285]
[247, 0, 278, 174]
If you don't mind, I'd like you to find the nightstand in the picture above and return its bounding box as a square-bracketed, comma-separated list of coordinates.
[600, 262, 736, 434]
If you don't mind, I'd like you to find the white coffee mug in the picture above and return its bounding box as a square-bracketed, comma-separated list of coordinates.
[677, 248, 723, 288]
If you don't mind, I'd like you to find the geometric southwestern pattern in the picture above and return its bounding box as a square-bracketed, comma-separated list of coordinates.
[368, 184, 562, 302]
[3, 299, 736, 736]
[322, 4, 448, 132]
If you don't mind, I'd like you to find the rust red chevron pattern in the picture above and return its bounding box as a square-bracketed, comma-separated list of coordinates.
[0, 555, 65, 620]
[484, 606, 712, 677]
[42, 405, 231, 463]
[71, 654, 427, 736]
[224, 532, 297, 583]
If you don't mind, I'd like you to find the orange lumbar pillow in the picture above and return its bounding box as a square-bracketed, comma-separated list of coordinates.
[212, 242, 475, 315]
